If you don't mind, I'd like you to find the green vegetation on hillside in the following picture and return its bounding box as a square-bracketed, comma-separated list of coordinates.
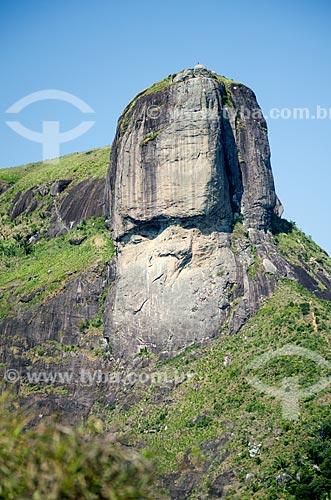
[215, 74, 241, 108]
[287, 418, 331, 499]
[102, 278, 331, 499]
[272, 217, 331, 285]
[0, 217, 114, 318]
[0, 147, 110, 190]
[0, 146, 110, 240]
[0, 148, 113, 317]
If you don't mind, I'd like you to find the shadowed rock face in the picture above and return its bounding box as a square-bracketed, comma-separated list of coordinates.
[9, 187, 37, 220]
[47, 178, 105, 237]
[103, 68, 289, 357]
[8, 178, 105, 237]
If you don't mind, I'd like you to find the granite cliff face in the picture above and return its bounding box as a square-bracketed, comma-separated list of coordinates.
[104, 65, 328, 358]
[107, 65, 280, 238]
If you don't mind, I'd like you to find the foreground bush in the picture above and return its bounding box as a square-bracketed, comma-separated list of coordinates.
[0, 393, 155, 499]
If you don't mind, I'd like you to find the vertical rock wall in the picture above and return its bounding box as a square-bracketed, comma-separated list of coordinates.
[104, 67, 283, 357]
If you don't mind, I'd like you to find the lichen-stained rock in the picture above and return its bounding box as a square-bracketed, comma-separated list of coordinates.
[104, 67, 282, 357]
[0, 264, 111, 356]
[9, 187, 37, 220]
[104, 67, 330, 358]
[107, 73, 238, 239]
[50, 179, 72, 196]
[0, 181, 12, 195]
[59, 178, 105, 227]
[105, 227, 236, 356]
[104, 223, 307, 357]
[106, 68, 279, 238]
[0, 263, 112, 423]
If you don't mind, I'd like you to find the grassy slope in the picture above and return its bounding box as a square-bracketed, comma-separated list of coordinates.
[0, 218, 114, 318]
[0, 147, 113, 318]
[0, 392, 155, 499]
[0, 146, 110, 188]
[0, 146, 110, 237]
[275, 223, 331, 288]
[105, 277, 331, 499]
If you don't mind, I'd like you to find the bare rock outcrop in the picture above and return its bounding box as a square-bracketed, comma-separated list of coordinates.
[47, 178, 105, 237]
[103, 67, 325, 357]
[0, 263, 112, 423]
[107, 66, 279, 238]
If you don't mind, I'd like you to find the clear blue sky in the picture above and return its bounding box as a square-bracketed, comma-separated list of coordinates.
[1, 0, 331, 253]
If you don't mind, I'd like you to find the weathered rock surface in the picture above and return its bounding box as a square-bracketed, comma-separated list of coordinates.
[105, 222, 331, 357]
[107, 67, 278, 238]
[59, 178, 105, 227]
[0, 264, 113, 422]
[0, 181, 12, 195]
[7, 178, 104, 236]
[1, 68, 331, 500]
[50, 179, 72, 196]
[47, 178, 105, 237]
[9, 187, 37, 220]
[104, 67, 330, 358]
[226, 83, 283, 227]
[1, 67, 331, 405]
